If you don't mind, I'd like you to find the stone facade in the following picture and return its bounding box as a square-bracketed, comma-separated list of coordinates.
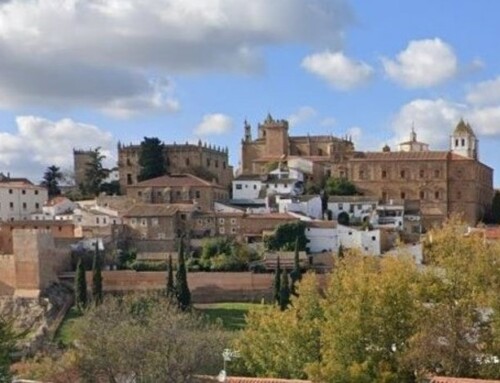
[240, 114, 355, 182]
[348, 121, 493, 228]
[73, 149, 94, 188]
[118, 140, 233, 192]
[126, 174, 229, 211]
[0, 175, 47, 222]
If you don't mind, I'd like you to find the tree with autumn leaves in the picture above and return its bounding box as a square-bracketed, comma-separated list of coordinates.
[234, 217, 500, 381]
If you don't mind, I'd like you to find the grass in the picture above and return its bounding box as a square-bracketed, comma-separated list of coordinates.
[54, 306, 83, 347]
[196, 302, 263, 331]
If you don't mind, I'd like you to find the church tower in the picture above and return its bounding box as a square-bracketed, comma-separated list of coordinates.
[451, 119, 478, 160]
[244, 119, 252, 142]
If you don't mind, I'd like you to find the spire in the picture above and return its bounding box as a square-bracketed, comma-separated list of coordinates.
[410, 123, 417, 142]
[265, 113, 274, 124]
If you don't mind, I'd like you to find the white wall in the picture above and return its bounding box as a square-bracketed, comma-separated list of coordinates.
[232, 180, 262, 199]
[279, 196, 322, 219]
[337, 224, 381, 256]
[328, 200, 378, 222]
[43, 198, 77, 217]
[306, 226, 339, 253]
[0, 185, 47, 221]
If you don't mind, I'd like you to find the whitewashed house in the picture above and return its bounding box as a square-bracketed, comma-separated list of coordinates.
[232, 174, 263, 200]
[277, 195, 323, 219]
[305, 221, 338, 253]
[0, 175, 47, 222]
[327, 196, 378, 223]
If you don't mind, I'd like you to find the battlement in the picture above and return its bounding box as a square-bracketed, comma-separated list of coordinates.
[118, 140, 228, 155]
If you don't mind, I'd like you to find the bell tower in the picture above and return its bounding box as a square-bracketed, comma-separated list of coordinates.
[451, 119, 478, 160]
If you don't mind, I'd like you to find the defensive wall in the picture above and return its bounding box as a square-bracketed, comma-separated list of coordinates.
[84, 271, 329, 303]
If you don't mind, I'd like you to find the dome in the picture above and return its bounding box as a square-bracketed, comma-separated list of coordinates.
[454, 119, 475, 136]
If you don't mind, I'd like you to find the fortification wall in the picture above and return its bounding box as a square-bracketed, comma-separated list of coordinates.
[85, 271, 329, 303]
[0, 254, 15, 295]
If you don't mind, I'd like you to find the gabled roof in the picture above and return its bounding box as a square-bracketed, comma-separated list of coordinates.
[454, 119, 476, 136]
[132, 174, 220, 188]
[350, 151, 451, 161]
[123, 204, 180, 217]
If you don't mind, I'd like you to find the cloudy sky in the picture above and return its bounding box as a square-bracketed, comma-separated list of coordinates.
[0, 0, 499, 185]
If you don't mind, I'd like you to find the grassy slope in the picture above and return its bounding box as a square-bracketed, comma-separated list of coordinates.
[196, 302, 263, 331]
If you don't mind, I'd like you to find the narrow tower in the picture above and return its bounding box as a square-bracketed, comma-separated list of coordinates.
[451, 119, 478, 160]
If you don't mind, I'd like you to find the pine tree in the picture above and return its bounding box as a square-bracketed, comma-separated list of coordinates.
[166, 254, 175, 299]
[338, 244, 344, 259]
[290, 238, 302, 296]
[175, 239, 191, 311]
[138, 137, 166, 181]
[279, 269, 291, 311]
[92, 241, 103, 306]
[75, 258, 87, 311]
[273, 256, 281, 304]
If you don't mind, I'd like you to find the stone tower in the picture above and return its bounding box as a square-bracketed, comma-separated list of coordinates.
[73, 149, 94, 188]
[257, 113, 289, 157]
[451, 119, 478, 160]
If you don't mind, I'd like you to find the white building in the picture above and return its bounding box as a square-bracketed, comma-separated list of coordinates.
[305, 221, 382, 256]
[371, 204, 404, 230]
[232, 174, 263, 200]
[0, 175, 47, 222]
[328, 196, 378, 223]
[266, 167, 304, 196]
[277, 195, 322, 219]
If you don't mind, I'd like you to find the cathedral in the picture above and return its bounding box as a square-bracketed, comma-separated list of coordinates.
[240, 116, 494, 227]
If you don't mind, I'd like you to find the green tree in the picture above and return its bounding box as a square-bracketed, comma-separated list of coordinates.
[166, 254, 175, 298]
[290, 238, 302, 296]
[234, 273, 323, 379]
[74, 294, 228, 382]
[91, 242, 103, 306]
[308, 253, 420, 383]
[75, 258, 87, 311]
[337, 244, 344, 259]
[265, 221, 307, 251]
[279, 270, 291, 311]
[138, 137, 166, 181]
[41, 165, 63, 198]
[324, 177, 357, 196]
[491, 190, 500, 223]
[175, 239, 191, 311]
[0, 316, 18, 383]
[83, 147, 109, 196]
[273, 256, 281, 304]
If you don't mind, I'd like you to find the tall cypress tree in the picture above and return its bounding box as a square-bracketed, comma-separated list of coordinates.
[166, 254, 175, 299]
[175, 239, 191, 311]
[279, 269, 291, 311]
[273, 256, 281, 304]
[290, 238, 302, 296]
[138, 137, 166, 181]
[92, 241, 103, 306]
[75, 258, 87, 311]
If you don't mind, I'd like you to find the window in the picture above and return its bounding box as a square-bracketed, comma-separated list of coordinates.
[206, 159, 211, 167]
[435, 191, 440, 200]
[219, 218, 225, 224]
[236, 184, 242, 190]
[419, 191, 425, 199]
[103, 218, 107, 224]
[157, 191, 162, 196]
[35, 190, 39, 195]
[141, 219, 147, 226]
[359, 170, 364, 179]
[131, 218, 137, 225]
[127, 174, 133, 185]
[230, 218, 237, 225]
[231, 227, 237, 234]
[126, 158, 132, 166]
[22, 189, 26, 195]
[215, 160, 219, 168]
[455, 138, 459, 147]
[8, 189, 12, 194]
[284, 183, 288, 188]
[138, 191, 142, 197]
[338, 203, 343, 210]
[180, 214, 186, 221]
[185, 158, 190, 166]
[382, 170, 387, 179]
[372, 236, 376, 241]
[318, 148, 323, 156]
[401, 192, 406, 199]
[35, 203, 40, 209]
[223, 161, 226, 169]
[434, 169, 440, 178]
[419, 169, 425, 178]
[400, 170, 405, 178]
[461, 138, 465, 146]
[253, 184, 257, 190]
[58, 226, 62, 232]
[9, 202, 13, 210]
[176, 191, 181, 197]
[22, 202, 27, 210]
[195, 191, 201, 199]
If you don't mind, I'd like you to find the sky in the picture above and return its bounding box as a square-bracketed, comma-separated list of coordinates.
[0, 0, 499, 186]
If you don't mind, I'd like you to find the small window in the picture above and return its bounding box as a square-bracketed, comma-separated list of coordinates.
[58, 226, 62, 232]
[231, 227, 237, 234]
[219, 227, 225, 234]
[22, 189, 26, 195]
[141, 219, 147, 226]
[434, 169, 440, 178]
[215, 160, 219, 168]
[230, 218, 237, 225]
[419, 169, 425, 178]
[400, 192, 406, 199]
[185, 158, 190, 166]
[253, 184, 257, 190]
[400, 170, 405, 178]
[138, 191, 142, 197]
[435, 191, 440, 200]
[103, 218, 107, 224]
[195, 191, 201, 199]
[223, 161, 226, 169]
[461, 138, 465, 146]
[206, 159, 211, 167]
[455, 138, 459, 147]
[131, 218, 137, 225]
[382, 170, 387, 179]
[180, 214, 186, 221]
[359, 170, 364, 179]
[8, 189, 12, 194]
[338, 203, 343, 210]
[176, 191, 181, 197]
[371, 236, 376, 241]
[219, 218, 225, 224]
[96, 217, 100, 224]
[419, 191, 425, 199]
[9, 202, 14, 209]
[35, 190, 39, 195]
[35, 203, 40, 209]
[127, 174, 133, 185]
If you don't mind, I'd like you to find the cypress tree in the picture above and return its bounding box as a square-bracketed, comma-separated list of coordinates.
[290, 238, 302, 296]
[338, 244, 344, 259]
[75, 258, 87, 311]
[279, 269, 291, 311]
[92, 241, 103, 306]
[273, 256, 281, 304]
[175, 238, 191, 311]
[166, 254, 175, 299]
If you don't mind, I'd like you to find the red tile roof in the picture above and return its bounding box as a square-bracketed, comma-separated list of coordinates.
[123, 204, 181, 217]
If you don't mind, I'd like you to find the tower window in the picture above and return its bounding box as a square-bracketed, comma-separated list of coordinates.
[435, 191, 440, 200]
[419, 191, 425, 199]
[455, 139, 459, 146]
[400, 170, 406, 178]
[461, 138, 465, 146]
[382, 170, 387, 179]
[400, 192, 406, 199]
[419, 169, 425, 178]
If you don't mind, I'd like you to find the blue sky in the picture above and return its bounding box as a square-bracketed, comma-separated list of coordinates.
[0, 0, 499, 186]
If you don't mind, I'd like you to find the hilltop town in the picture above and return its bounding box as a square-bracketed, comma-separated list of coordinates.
[1, 112, 499, 382]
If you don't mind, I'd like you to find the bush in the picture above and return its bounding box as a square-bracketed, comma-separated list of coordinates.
[264, 221, 307, 251]
[117, 249, 137, 269]
[130, 260, 167, 271]
[199, 238, 260, 271]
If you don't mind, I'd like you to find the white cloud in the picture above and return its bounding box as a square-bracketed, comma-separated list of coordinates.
[0, 116, 114, 181]
[382, 38, 458, 88]
[302, 51, 374, 90]
[466, 76, 500, 106]
[320, 117, 336, 127]
[0, 0, 352, 112]
[287, 106, 317, 127]
[390, 97, 500, 150]
[194, 113, 233, 136]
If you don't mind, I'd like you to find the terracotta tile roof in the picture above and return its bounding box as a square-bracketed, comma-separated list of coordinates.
[306, 220, 337, 228]
[123, 204, 180, 217]
[351, 151, 451, 161]
[328, 195, 378, 203]
[431, 377, 500, 383]
[133, 173, 220, 188]
[245, 213, 298, 220]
